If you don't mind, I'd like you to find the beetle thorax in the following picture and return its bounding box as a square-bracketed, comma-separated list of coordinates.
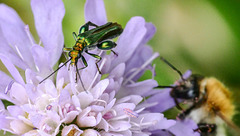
[73, 38, 86, 52]
[69, 50, 80, 65]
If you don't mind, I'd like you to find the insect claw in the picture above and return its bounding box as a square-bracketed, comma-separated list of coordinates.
[95, 63, 102, 74]
[111, 50, 118, 56]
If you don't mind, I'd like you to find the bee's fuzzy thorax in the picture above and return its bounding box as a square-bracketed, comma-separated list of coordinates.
[201, 77, 235, 120]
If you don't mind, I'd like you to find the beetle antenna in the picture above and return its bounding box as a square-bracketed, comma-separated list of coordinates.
[160, 57, 185, 81]
[39, 59, 71, 84]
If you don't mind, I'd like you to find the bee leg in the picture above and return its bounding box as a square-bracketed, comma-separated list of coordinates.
[177, 104, 196, 120]
[85, 51, 102, 74]
[173, 97, 184, 111]
[193, 123, 217, 135]
[79, 21, 99, 34]
[177, 97, 206, 120]
[170, 91, 184, 111]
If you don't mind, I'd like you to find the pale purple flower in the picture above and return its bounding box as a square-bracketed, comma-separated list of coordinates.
[0, 0, 177, 136]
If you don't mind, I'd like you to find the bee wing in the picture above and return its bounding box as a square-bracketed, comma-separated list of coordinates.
[215, 110, 240, 135]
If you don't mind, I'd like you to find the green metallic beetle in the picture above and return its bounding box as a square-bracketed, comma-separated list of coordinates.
[39, 21, 123, 85]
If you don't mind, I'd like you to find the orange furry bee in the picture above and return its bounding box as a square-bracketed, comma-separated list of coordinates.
[155, 57, 239, 136]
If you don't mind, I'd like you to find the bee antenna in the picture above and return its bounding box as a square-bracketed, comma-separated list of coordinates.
[154, 85, 175, 89]
[160, 57, 185, 81]
[39, 59, 71, 84]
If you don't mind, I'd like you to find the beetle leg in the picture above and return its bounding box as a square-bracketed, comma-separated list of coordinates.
[63, 47, 72, 52]
[79, 21, 99, 34]
[75, 60, 87, 92]
[85, 51, 102, 74]
[111, 50, 118, 56]
[72, 32, 78, 41]
[85, 21, 99, 28]
[63, 47, 72, 59]
[78, 56, 88, 71]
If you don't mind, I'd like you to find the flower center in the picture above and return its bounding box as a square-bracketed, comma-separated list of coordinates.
[42, 121, 57, 134]
[62, 103, 76, 115]
[88, 111, 96, 117]
[103, 111, 114, 120]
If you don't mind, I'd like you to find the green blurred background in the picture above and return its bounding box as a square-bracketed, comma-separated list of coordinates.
[0, 0, 240, 135]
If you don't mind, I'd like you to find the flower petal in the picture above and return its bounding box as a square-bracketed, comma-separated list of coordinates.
[118, 79, 158, 98]
[91, 79, 109, 99]
[81, 59, 98, 90]
[151, 118, 176, 130]
[0, 4, 35, 69]
[59, 89, 71, 105]
[25, 83, 41, 103]
[63, 111, 79, 124]
[97, 119, 109, 132]
[169, 119, 200, 136]
[125, 45, 155, 81]
[31, 44, 51, 76]
[84, 0, 107, 25]
[0, 70, 12, 92]
[62, 124, 83, 136]
[0, 27, 27, 69]
[109, 121, 131, 132]
[146, 89, 176, 112]
[110, 16, 147, 69]
[0, 54, 25, 85]
[10, 120, 33, 135]
[7, 106, 25, 117]
[10, 82, 28, 104]
[141, 22, 156, 45]
[25, 69, 39, 85]
[109, 63, 125, 80]
[56, 63, 70, 85]
[116, 95, 142, 106]
[31, 0, 65, 67]
[82, 129, 100, 136]
[132, 113, 164, 129]
[0, 115, 10, 130]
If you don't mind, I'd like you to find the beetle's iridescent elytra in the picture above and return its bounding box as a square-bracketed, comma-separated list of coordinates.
[39, 21, 123, 87]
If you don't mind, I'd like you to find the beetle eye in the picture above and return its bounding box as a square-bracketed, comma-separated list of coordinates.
[68, 51, 72, 57]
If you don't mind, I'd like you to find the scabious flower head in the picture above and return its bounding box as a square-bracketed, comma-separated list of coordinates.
[0, 0, 180, 136]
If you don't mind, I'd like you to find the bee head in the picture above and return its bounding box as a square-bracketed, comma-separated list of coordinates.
[171, 75, 204, 100]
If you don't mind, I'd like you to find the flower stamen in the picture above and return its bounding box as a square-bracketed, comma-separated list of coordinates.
[123, 52, 159, 85]
[24, 25, 34, 46]
[5, 80, 14, 94]
[14, 44, 24, 61]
